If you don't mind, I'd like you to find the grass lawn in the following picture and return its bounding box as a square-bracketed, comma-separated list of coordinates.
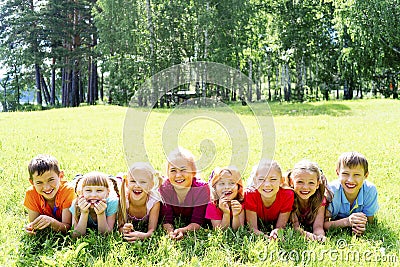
[0, 99, 399, 266]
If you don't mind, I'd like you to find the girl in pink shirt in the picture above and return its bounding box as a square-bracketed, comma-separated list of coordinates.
[285, 160, 332, 242]
[244, 159, 294, 239]
[205, 166, 245, 230]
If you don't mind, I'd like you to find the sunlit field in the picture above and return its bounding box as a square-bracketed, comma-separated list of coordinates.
[0, 99, 399, 266]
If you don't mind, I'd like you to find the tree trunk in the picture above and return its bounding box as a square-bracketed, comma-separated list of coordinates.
[35, 64, 42, 106]
[51, 58, 56, 106]
[248, 58, 252, 102]
[41, 74, 51, 105]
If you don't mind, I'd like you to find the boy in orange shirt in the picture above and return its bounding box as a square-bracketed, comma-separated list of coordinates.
[24, 154, 75, 234]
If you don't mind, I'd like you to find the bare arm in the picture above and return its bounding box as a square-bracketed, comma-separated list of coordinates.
[324, 212, 368, 235]
[211, 199, 231, 230]
[312, 206, 326, 237]
[231, 200, 244, 231]
[245, 210, 263, 235]
[123, 202, 161, 242]
[270, 211, 291, 239]
[71, 212, 89, 237]
[95, 200, 115, 234]
[25, 208, 71, 234]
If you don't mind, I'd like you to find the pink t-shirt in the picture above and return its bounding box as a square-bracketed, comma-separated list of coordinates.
[244, 187, 294, 222]
[205, 201, 244, 220]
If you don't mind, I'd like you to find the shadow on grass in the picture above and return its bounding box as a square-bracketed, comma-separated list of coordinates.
[269, 102, 352, 116]
[149, 101, 353, 117]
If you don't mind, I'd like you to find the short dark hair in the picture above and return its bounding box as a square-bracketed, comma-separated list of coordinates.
[28, 154, 61, 180]
[336, 151, 368, 175]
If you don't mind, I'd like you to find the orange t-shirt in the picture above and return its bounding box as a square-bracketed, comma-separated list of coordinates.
[24, 180, 76, 221]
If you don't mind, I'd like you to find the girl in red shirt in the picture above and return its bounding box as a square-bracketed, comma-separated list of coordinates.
[285, 160, 332, 242]
[244, 159, 294, 239]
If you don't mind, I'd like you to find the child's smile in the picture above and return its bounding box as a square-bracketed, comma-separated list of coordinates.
[83, 185, 109, 206]
[215, 176, 238, 200]
[127, 168, 154, 201]
[31, 170, 61, 201]
[337, 165, 367, 198]
[292, 171, 319, 200]
[255, 168, 281, 200]
[168, 157, 195, 188]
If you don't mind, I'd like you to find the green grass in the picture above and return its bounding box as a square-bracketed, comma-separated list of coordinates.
[1, 99, 399, 266]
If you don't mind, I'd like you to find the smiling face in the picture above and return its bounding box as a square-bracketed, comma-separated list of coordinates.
[337, 164, 368, 199]
[214, 171, 239, 200]
[291, 170, 319, 201]
[82, 185, 109, 207]
[255, 167, 282, 201]
[31, 170, 62, 201]
[168, 156, 195, 189]
[127, 168, 154, 201]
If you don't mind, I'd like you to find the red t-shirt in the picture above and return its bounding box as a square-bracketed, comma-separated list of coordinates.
[24, 180, 76, 221]
[244, 187, 294, 222]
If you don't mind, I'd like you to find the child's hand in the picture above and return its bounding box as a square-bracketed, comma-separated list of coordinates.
[269, 228, 284, 241]
[123, 231, 147, 242]
[122, 223, 134, 234]
[169, 228, 184, 240]
[25, 222, 36, 235]
[94, 199, 107, 215]
[218, 197, 231, 214]
[352, 223, 366, 235]
[77, 196, 91, 213]
[230, 200, 242, 217]
[348, 212, 367, 235]
[348, 212, 367, 225]
[307, 232, 326, 242]
[29, 215, 54, 231]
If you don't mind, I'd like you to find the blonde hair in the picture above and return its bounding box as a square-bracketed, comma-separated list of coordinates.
[166, 147, 197, 176]
[209, 166, 244, 203]
[118, 162, 163, 227]
[73, 171, 119, 223]
[247, 159, 282, 189]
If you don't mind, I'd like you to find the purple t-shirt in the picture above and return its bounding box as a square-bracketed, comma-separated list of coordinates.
[160, 177, 210, 226]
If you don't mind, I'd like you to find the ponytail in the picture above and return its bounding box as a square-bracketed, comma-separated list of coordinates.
[118, 174, 128, 228]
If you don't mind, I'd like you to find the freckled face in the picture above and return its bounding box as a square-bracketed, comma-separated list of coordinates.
[168, 157, 195, 188]
[31, 170, 62, 201]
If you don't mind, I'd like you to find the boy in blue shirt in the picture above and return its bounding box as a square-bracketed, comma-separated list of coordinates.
[324, 152, 378, 235]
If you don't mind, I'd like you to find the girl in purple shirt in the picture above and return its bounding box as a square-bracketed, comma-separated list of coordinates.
[160, 147, 210, 240]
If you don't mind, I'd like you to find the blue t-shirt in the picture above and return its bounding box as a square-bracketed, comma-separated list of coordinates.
[69, 196, 119, 230]
[327, 179, 378, 220]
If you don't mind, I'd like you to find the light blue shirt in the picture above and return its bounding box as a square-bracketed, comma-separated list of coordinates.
[327, 180, 378, 220]
[69, 196, 119, 229]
